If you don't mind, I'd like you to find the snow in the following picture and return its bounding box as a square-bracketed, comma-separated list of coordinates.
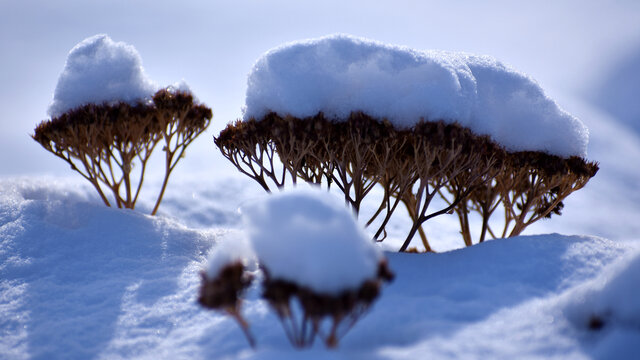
[565, 247, 640, 332]
[242, 189, 383, 294]
[2, 2, 640, 358]
[1, 177, 638, 359]
[204, 230, 255, 278]
[243, 34, 588, 158]
[47, 34, 158, 118]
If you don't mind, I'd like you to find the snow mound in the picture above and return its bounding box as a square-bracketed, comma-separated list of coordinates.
[0, 177, 218, 360]
[48, 34, 158, 118]
[565, 246, 640, 331]
[243, 34, 588, 158]
[243, 189, 383, 294]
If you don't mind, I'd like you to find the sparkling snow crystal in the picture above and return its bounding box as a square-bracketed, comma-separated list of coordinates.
[48, 34, 158, 118]
[243, 189, 383, 294]
[243, 34, 589, 158]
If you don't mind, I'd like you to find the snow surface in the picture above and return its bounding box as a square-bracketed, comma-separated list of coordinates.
[47, 34, 158, 118]
[1, 177, 639, 359]
[243, 34, 588, 158]
[243, 189, 383, 294]
[565, 247, 640, 333]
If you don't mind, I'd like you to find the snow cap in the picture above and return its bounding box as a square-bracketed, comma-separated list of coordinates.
[205, 230, 256, 278]
[243, 189, 383, 295]
[48, 34, 158, 118]
[243, 34, 589, 158]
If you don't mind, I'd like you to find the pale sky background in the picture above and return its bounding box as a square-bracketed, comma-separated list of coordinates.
[1, 0, 640, 177]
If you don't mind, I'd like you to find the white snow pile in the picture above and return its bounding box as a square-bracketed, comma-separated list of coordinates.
[243, 189, 383, 294]
[47, 34, 158, 118]
[244, 34, 588, 158]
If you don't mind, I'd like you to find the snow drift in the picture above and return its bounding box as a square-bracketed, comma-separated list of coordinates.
[1, 176, 638, 359]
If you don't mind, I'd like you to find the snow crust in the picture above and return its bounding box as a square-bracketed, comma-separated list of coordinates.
[47, 34, 158, 118]
[243, 189, 382, 294]
[244, 34, 588, 158]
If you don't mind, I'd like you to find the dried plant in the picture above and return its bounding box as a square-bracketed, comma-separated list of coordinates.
[261, 261, 394, 348]
[216, 113, 413, 239]
[33, 88, 212, 215]
[215, 112, 597, 252]
[441, 151, 599, 246]
[198, 262, 256, 348]
[393, 121, 504, 252]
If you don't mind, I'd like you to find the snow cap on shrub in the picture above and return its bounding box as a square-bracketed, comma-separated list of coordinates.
[243, 34, 588, 158]
[48, 34, 158, 118]
[243, 188, 383, 294]
[205, 231, 256, 278]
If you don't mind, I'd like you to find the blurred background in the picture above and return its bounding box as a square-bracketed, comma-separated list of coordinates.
[1, 0, 639, 248]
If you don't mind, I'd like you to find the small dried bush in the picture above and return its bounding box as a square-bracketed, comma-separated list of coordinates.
[198, 257, 393, 349]
[33, 88, 212, 215]
[261, 260, 394, 348]
[198, 262, 255, 347]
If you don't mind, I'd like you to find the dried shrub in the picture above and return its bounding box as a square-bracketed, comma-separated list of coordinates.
[33, 88, 212, 215]
[261, 260, 394, 348]
[442, 151, 599, 246]
[216, 112, 598, 251]
[216, 113, 503, 251]
[393, 121, 504, 252]
[198, 262, 256, 347]
[215, 112, 408, 239]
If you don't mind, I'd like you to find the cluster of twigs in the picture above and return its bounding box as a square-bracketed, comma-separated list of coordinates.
[216, 112, 598, 251]
[442, 152, 599, 247]
[262, 261, 394, 348]
[33, 88, 212, 215]
[198, 260, 394, 349]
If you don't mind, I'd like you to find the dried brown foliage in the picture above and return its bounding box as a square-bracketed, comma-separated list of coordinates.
[198, 262, 256, 347]
[216, 112, 407, 238]
[261, 261, 394, 348]
[33, 88, 212, 215]
[215, 111, 598, 252]
[394, 122, 504, 252]
[216, 113, 502, 251]
[443, 151, 599, 246]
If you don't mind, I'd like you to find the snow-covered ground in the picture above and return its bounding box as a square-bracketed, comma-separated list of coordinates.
[1, 178, 639, 359]
[3, 1, 640, 359]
